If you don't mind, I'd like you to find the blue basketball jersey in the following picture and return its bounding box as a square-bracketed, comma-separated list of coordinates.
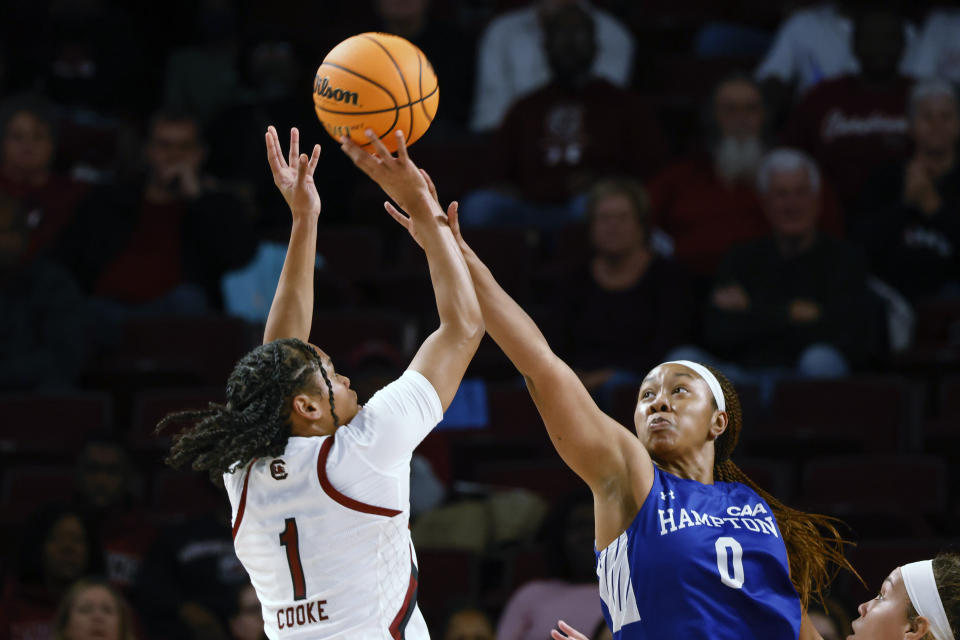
[596, 466, 801, 639]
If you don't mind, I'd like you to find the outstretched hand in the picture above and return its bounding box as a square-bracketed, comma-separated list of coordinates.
[340, 129, 432, 215]
[265, 126, 322, 219]
[551, 620, 591, 640]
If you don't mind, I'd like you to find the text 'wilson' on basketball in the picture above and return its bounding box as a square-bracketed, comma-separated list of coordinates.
[314, 76, 359, 106]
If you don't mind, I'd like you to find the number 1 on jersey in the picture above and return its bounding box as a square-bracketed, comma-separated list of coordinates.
[279, 517, 307, 600]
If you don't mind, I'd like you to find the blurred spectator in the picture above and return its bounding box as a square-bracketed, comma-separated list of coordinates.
[226, 582, 266, 640]
[755, 2, 915, 112]
[668, 149, 879, 402]
[646, 74, 771, 282]
[441, 604, 495, 640]
[496, 491, 603, 640]
[0, 506, 106, 640]
[460, 4, 664, 229]
[133, 504, 247, 640]
[647, 74, 843, 284]
[547, 178, 694, 409]
[51, 577, 137, 640]
[785, 6, 914, 215]
[857, 80, 960, 302]
[73, 434, 157, 594]
[0, 210, 86, 391]
[54, 108, 257, 321]
[805, 596, 852, 640]
[902, 7, 960, 84]
[470, 0, 634, 133]
[163, 0, 242, 125]
[0, 94, 87, 264]
[369, 0, 475, 135]
[25, 0, 146, 115]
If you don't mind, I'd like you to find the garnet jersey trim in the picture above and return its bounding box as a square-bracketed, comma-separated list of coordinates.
[389, 551, 419, 640]
[317, 436, 402, 517]
[232, 458, 257, 540]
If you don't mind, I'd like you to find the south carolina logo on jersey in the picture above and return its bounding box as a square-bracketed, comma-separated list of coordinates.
[270, 459, 288, 480]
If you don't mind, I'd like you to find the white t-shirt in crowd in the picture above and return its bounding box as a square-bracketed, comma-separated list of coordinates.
[902, 9, 960, 83]
[470, 2, 635, 132]
[224, 370, 443, 639]
[755, 3, 916, 95]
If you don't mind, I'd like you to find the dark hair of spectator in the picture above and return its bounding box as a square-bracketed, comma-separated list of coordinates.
[586, 178, 652, 245]
[704, 365, 859, 608]
[52, 577, 136, 640]
[906, 552, 960, 637]
[158, 338, 337, 480]
[17, 504, 105, 586]
[0, 92, 60, 147]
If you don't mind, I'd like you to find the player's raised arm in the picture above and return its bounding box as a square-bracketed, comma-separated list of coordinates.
[341, 130, 483, 411]
[262, 126, 322, 345]
[414, 174, 649, 499]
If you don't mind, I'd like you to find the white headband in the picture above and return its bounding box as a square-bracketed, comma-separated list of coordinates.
[663, 361, 726, 412]
[902, 560, 954, 640]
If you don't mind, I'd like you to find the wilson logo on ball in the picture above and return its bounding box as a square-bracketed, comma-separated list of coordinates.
[314, 76, 359, 106]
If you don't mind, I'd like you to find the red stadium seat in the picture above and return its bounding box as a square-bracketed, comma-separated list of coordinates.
[0, 392, 112, 456]
[415, 549, 478, 616]
[92, 314, 257, 386]
[734, 457, 797, 503]
[800, 455, 948, 516]
[470, 460, 582, 502]
[0, 465, 75, 522]
[129, 388, 225, 452]
[308, 311, 413, 366]
[756, 376, 920, 453]
[486, 385, 545, 439]
[924, 375, 960, 453]
[151, 469, 224, 519]
[839, 538, 950, 605]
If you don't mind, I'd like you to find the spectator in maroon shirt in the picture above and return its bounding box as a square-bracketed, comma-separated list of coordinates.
[74, 435, 157, 596]
[647, 74, 844, 287]
[785, 6, 914, 218]
[54, 108, 258, 343]
[0, 94, 87, 265]
[459, 3, 665, 230]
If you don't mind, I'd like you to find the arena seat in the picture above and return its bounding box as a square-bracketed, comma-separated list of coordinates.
[838, 538, 951, 605]
[0, 392, 112, 456]
[800, 454, 948, 517]
[90, 314, 258, 387]
[129, 388, 225, 453]
[755, 376, 920, 454]
[0, 465, 75, 522]
[415, 549, 478, 618]
[308, 310, 413, 366]
[150, 469, 224, 520]
[470, 459, 581, 503]
[924, 375, 960, 453]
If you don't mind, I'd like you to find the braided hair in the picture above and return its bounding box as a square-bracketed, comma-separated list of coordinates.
[704, 365, 859, 609]
[158, 338, 338, 479]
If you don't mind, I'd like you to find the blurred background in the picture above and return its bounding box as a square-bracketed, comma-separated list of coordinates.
[0, 0, 959, 639]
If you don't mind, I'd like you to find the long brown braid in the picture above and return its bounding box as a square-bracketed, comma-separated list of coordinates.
[704, 365, 860, 608]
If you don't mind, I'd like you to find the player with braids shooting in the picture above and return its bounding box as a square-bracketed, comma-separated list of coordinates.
[158, 127, 483, 639]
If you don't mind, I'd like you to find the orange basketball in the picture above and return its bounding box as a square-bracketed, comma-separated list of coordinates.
[313, 32, 439, 154]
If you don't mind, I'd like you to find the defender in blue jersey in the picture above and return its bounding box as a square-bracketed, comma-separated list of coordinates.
[387, 182, 857, 640]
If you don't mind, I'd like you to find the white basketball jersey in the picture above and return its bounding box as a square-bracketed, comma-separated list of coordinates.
[224, 371, 443, 639]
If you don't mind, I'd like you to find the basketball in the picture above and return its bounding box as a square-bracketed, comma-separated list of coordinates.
[313, 32, 439, 154]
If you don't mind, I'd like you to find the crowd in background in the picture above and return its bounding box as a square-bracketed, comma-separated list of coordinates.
[1, 0, 960, 639]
